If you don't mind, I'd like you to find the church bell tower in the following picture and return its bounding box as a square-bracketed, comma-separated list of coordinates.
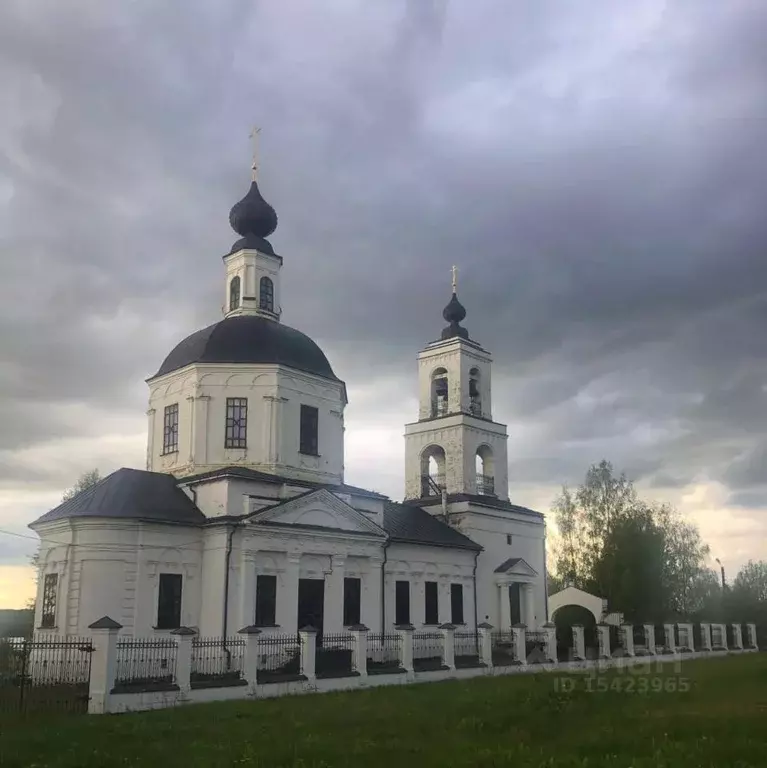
[404, 269, 509, 501]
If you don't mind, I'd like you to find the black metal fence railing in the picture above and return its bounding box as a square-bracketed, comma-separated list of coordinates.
[114, 637, 177, 692]
[0, 636, 93, 715]
[490, 630, 517, 666]
[257, 633, 303, 684]
[413, 631, 444, 671]
[454, 631, 482, 667]
[633, 624, 647, 649]
[316, 633, 356, 679]
[366, 633, 402, 675]
[525, 630, 548, 663]
[654, 624, 669, 652]
[190, 636, 246, 688]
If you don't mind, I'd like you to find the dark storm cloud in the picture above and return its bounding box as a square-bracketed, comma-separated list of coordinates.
[1, 0, 767, 551]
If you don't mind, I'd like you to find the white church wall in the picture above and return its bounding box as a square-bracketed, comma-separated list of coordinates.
[452, 508, 547, 629]
[384, 544, 477, 629]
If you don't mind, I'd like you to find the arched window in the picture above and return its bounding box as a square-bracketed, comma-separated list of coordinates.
[259, 276, 274, 313]
[469, 367, 481, 416]
[476, 445, 495, 496]
[430, 367, 448, 417]
[420, 444, 446, 497]
[229, 276, 241, 311]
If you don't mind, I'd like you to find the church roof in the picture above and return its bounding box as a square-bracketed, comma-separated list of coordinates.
[178, 466, 387, 499]
[150, 314, 342, 383]
[29, 468, 206, 527]
[382, 501, 481, 551]
[414, 493, 544, 519]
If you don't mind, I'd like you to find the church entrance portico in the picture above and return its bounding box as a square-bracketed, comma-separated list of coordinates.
[494, 557, 539, 630]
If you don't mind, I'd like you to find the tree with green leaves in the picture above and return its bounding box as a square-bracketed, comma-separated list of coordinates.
[731, 560, 767, 602]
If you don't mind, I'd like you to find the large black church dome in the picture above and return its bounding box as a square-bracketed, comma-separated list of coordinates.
[151, 315, 340, 381]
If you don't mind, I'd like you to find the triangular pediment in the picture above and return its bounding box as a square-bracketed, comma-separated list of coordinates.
[494, 557, 538, 577]
[247, 489, 385, 537]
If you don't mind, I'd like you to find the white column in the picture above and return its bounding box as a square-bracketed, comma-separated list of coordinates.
[664, 623, 676, 652]
[324, 555, 345, 632]
[239, 625, 262, 688]
[412, 576, 425, 628]
[278, 553, 301, 632]
[542, 622, 557, 662]
[263, 395, 278, 464]
[699, 622, 712, 651]
[522, 584, 535, 628]
[512, 624, 527, 665]
[195, 395, 210, 465]
[746, 623, 758, 649]
[499, 585, 511, 631]
[731, 623, 743, 650]
[87, 617, 121, 715]
[621, 624, 635, 656]
[146, 409, 156, 470]
[438, 580, 451, 624]
[349, 625, 368, 677]
[186, 394, 196, 464]
[396, 625, 414, 673]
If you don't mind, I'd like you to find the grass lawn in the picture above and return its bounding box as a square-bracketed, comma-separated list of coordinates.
[2, 654, 766, 767]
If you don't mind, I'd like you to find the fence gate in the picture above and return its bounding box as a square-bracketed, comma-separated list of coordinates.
[0, 637, 93, 715]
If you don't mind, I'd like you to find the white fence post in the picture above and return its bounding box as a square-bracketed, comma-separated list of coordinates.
[87, 616, 121, 714]
[597, 624, 611, 659]
[572, 625, 585, 661]
[542, 622, 557, 663]
[439, 623, 456, 671]
[699, 622, 712, 651]
[395, 624, 415, 673]
[644, 624, 656, 654]
[477, 622, 493, 668]
[349, 624, 369, 678]
[731, 623, 743, 650]
[238, 625, 262, 687]
[664, 623, 676, 653]
[621, 624, 635, 657]
[299, 627, 317, 682]
[171, 627, 196, 695]
[511, 624, 527, 665]
[746, 623, 758, 649]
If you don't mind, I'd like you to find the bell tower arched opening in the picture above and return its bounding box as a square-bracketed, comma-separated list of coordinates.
[420, 444, 446, 497]
[476, 444, 495, 496]
[469, 367, 481, 416]
[430, 368, 448, 417]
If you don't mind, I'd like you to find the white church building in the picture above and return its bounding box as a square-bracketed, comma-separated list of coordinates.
[29, 155, 548, 640]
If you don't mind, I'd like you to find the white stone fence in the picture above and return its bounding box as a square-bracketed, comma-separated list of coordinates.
[84, 617, 759, 715]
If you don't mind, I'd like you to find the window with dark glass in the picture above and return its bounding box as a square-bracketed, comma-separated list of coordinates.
[259, 276, 274, 312]
[157, 573, 183, 629]
[162, 403, 179, 454]
[299, 404, 319, 455]
[255, 575, 277, 626]
[229, 276, 241, 311]
[40, 573, 58, 628]
[506, 534, 512, 546]
[225, 397, 248, 448]
[450, 583, 464, 625]
[424, 581, 439, 625]
[395, 580, 410, 625]
[343, 577, 361, 626]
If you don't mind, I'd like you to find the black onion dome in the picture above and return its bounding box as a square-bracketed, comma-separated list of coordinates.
[152, 315, 340, 381]
[228, 180, 278, 242]
[441, 292, 470, 340]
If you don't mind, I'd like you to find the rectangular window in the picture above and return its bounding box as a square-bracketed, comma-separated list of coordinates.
[424, 581, 439, 625]
[255, 575, 277, 626]
[343, 577, 361, 626]
[450, 583, 464, 625]
[225, 397, 248, 449]
[395, 580, 410, 626]
[299, 404, 319, 455]
[162, 403, 179, 454]
[156, 573, 183, 629]
[506, 534, 512, 546]
[40, 573, 58, 628]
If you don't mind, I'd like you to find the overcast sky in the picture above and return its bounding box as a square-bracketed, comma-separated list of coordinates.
[2, 0, 766, 607]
